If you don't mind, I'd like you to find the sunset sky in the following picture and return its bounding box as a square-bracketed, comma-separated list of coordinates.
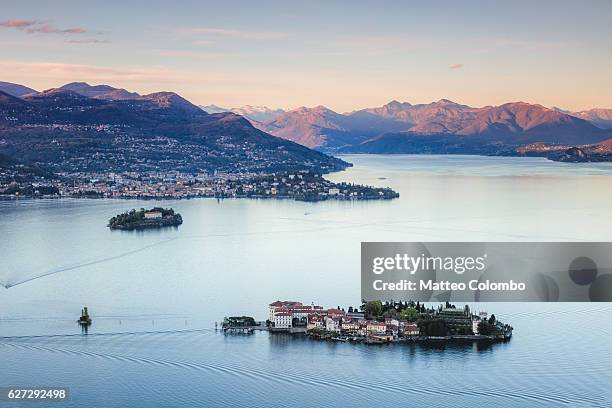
[1, 0, 610, 112]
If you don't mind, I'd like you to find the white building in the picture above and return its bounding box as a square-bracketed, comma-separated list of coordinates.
[272, 312, 293, 329]
[269, 300, 302, 321]
[324, 316, 341, 333]
[385, 318, 399, 327]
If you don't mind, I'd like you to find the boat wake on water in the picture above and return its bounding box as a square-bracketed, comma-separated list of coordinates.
[0, 237, 179, 289]
[0, 222, 377, 289]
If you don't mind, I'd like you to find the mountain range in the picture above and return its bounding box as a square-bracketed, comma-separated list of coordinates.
[0, 81, 347, 177]
[2, 80, 611, 166]
[250, 100, 612, 154]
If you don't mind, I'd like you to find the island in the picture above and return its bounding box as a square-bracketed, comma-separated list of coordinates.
[221, 300, 513, 344]
[221, 316, 265, 334]
[107, 207, 183, 230]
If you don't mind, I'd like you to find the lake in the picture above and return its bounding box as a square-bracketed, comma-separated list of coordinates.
[1, 155, 612, 407]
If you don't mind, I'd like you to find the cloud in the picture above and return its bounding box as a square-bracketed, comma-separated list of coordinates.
[0, 60, 243, 86]
[26, 25, 87, 34]
[0, 19, 87, 35]
[0, 19, 38, 28]
[449, 63, 464, 69]
[0, 61, 172, 82]
[180, 27, 288, 40]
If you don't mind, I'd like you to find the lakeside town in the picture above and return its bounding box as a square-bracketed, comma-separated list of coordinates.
[0, 169, 399, 202]
[223, 300, 513, 344]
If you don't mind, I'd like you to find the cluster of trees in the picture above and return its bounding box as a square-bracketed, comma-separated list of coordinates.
[477, 314, 498, 335]
[72, 190, 103, 198]
[418, 320, 448, 336]
[363, 300, 383, 317]
[361, 300, 428, 319]
[224, 316, 256, 327]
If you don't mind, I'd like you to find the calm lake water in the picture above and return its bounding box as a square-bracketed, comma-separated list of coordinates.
[1, 155, 612, 407]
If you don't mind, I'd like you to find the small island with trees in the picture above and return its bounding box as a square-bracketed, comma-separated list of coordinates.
[107, 207, 183, 230]
[221, 316, 266, 334]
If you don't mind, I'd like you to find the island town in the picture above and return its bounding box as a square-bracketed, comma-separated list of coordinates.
[0, 169, 399, 202]
[222, 300, 513, 344]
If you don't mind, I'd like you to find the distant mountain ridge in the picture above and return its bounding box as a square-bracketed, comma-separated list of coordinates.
[3, 79, 610, 161]
[60, 82, 140, 100]
[253, 99, 611, 154]
[0, 81, 348, 176]
[253, 105, 407, 149]
[554, 107, 612, 129]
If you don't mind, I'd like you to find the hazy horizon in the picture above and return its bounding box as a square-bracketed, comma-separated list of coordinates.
[1, 0, 611, 112]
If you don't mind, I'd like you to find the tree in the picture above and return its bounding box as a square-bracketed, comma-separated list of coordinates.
[478, 320, 494, 335]
[399, 307, 418, 320]
[364, 300, 383, 317]
[383, 308, 398, 319]
[419, 319, 448, 336]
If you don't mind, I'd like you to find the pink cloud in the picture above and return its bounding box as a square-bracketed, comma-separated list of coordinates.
[62, 27, 86, 34]
[449, 63, 464, 69]
[0, 19, 38, 28]
[1, 19, 87, 35]
[0, 60, 242, 85]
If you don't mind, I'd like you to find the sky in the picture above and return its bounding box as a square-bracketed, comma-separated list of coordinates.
[0, 0, 611, 112]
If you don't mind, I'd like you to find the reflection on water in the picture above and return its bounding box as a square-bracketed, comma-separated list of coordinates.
[1, 155, 612, 407]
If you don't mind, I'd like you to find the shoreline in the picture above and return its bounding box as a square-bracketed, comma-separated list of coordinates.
[221, 322, 512, 344]
[0, 194, 399, 202]
[1, 170, 399, 202]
